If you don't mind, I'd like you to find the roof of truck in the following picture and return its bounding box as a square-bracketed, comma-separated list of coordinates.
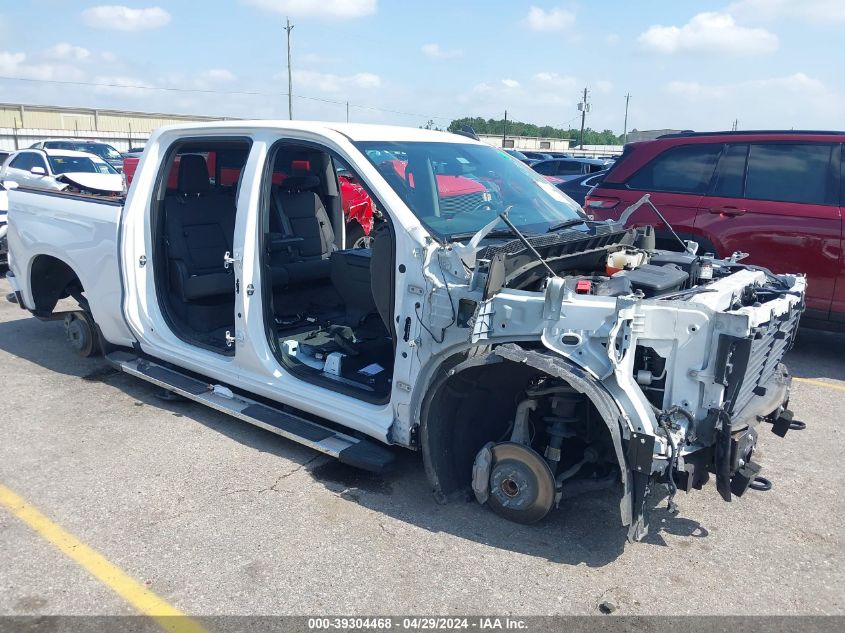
[155, 120, 480, 144]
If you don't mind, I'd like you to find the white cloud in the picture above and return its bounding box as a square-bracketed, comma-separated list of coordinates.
[242, 0, 376, 19]
[661, 73, 838, 129]
[294, 69, 381, 93]
[501, 79, 520, 89]
[421, 43, 463, 60]
[532, 72, 577, 91]
[81, 6, 171, 31]
[728, 0, 845, 24]
[522, 6, 576, 32]
[92, 75, 155, 97]
[604, 33, 620, 45]
[595, 80, 613, 94]
[0, 50, 85, 81]
[44, 43, 91, 61]
[202, 69, 236, 82]
[639, 12, 778, 55]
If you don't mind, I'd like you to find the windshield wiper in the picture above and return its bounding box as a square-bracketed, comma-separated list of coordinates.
[546, 218, 588, 232]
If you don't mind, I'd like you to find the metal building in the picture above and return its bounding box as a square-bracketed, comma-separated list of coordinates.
[0, 102, 235, 152]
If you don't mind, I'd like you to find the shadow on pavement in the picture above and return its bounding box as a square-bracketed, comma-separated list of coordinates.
[786, 328, 845, 382]
[0, 313, 710, 568]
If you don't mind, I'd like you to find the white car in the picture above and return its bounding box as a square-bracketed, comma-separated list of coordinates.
[0, 148, 123, 195]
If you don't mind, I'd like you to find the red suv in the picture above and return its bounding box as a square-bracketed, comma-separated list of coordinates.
[586, 131, 844, 329]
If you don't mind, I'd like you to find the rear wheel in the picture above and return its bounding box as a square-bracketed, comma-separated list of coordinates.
[64, 311, 101, 358]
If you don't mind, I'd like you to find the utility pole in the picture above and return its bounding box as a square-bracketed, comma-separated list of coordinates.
[346, 101, 349, 122]
[577, 87, 590, 149]
[283, 17, 295, 120]
[623, 93, 631, 144]
[502, 109, 508, 146]
[731, 118, 738, 131]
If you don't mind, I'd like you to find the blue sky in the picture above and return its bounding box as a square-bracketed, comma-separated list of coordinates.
[0, 1, 842, 132]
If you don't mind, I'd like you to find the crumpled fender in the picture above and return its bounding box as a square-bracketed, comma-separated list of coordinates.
[421, 343, 637, 533]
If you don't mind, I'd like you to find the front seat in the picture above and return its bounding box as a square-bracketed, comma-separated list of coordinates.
[165, 154, 236, 301]
[269, 173, 335, 286]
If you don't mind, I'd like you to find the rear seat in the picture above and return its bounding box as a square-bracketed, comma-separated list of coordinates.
[269, 174, 335, 287]
[164, 154, 236, 301]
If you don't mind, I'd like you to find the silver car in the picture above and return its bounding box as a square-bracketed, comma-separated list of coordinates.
[0, 148, 124, 195]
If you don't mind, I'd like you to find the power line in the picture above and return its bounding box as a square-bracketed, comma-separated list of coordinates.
[0, 74, 455, 122]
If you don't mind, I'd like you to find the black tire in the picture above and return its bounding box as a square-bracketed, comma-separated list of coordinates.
[64, 311, 101, 358]
[345, 222, 374, 249]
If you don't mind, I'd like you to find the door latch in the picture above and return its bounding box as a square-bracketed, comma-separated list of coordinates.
[138, 255, 147, 267]
[224, 330, 245, 348]
[246, 283, 255, 296]
[223, 251, 241, 269]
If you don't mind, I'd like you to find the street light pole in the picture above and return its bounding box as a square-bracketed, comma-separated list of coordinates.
[283, 17, 295, 120]
[623, 93, 631, 144]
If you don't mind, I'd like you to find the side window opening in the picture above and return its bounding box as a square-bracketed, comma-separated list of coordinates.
[627, 144, 722, 194]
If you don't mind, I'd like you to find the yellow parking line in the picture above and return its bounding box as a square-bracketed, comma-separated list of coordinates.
[0, 483, 209, 633]
[794, 377, 845, 393]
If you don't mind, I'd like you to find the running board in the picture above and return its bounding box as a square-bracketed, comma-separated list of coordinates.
[105, 352, 395, 473]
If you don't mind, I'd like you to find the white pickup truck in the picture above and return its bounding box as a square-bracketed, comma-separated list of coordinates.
[5, 121, 805, 540]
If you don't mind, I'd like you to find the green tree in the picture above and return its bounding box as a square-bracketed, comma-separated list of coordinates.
[447, 117, 623, 145]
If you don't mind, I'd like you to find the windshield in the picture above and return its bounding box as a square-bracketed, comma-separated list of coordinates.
[75, 143, 122, 161]
[355, 141, 582, 239]
[48, 156, 118, 175]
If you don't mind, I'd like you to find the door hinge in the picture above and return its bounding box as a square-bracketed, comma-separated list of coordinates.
[223, 251, 241, 269]
[225, 330, 245, 348]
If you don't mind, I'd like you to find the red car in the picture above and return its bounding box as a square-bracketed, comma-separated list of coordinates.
[586, 131, 845, 329]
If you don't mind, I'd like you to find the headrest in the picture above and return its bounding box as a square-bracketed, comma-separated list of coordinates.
[291, 159, 311, 171]
[178, 154, 210, 194]
[278, 175, 320, 192]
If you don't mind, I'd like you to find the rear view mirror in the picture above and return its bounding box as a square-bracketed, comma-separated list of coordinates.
[31, 166, 46, 176]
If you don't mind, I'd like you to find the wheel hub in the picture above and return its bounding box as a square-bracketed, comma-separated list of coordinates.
[486, 442, 556, 524]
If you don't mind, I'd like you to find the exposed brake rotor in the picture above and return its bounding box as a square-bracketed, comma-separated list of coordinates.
[486, 442, 556, 524]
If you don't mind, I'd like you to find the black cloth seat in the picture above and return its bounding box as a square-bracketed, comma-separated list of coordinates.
[268, 179, 335, 287]
[164, 154, 236, 301]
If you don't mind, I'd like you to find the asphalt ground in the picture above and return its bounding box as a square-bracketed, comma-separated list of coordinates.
[0, 276, 843, 618]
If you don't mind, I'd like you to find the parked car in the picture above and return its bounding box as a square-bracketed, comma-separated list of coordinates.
[0, 150, 10, 166]
[521, 151, 553, 161]
[532, 157, 608, 179]
[555, 170, 607, 206]
[6, 122, 804, 539]
[0, 148, 123, 195]
[502, 148, 535, 164]
[586, 130, 845, 329]
[30, 139, 125, 172]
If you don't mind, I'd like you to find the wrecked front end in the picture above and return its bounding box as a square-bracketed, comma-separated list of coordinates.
[421, 224, 805, 541]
